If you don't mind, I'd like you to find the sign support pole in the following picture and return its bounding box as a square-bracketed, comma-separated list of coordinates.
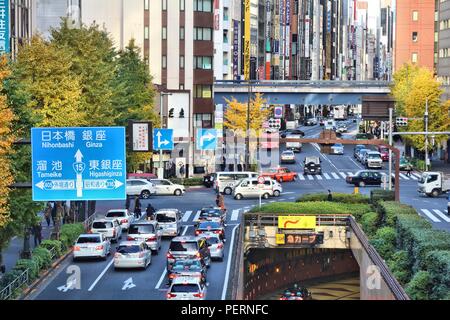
[388, 107, 393, 191]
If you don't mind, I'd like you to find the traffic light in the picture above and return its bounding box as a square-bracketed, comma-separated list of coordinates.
[168, 108, 174, 118]
[395, 117, 408, 127]
[179, 108, 185, 118]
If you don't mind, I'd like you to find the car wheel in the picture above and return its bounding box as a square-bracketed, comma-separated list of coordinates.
[359, 181, 365, 187]
[273, 190, 281, 197]
[293, 175, 297, 181]
[224, 187, 232, 195]
[235, 193, 243, 200]
[174, 189, 182, 196]
[141, 190, 151, 199]
[431, 189, 440, 197]
[263, 193, 270, 199]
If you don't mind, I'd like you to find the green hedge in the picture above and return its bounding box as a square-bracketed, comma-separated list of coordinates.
[360, 212, 379, 237]
[60, 223, 85, 249]
[395, 214, 433, 256]
[387, 250, 412, 285]
[424, 250, 450, 300]
[370, 190, 395, 203]
[32, 247, 52, 270]
[40, 240, 63, 258]
[249, 201, 372, 217]
[168, 177, 204, 186]
[297, 193, 370, 204]
[13, 259, 40, 281]
[378, 201, 418, 228]
[370, 227, 396, 261]
[405, 271, 433, 300]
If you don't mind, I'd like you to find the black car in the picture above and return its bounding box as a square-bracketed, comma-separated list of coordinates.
[353, 145, 366, 158]
[303, 156, 322, 175]
[197, 207, 226, 224]
[203, 174, 215, 188]
[346, 170, 394, 187]
[280, 129, 305, 138]
[279, 286, 312, 300]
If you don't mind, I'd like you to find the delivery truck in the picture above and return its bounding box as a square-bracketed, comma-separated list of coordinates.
[417, 171, 450, 197]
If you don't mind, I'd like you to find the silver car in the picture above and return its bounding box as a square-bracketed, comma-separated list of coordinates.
[73, 233, 111, 261]
[149, 179, 186, 196]
[127, 221, 162, 254]
[114, 241, 152, 269]
[205, 234, 225, 261]
[155, 209, 183, 236]
[105, 209, 134, 231]
[166, 277, 207, 300]
[91, 219, 122, 242]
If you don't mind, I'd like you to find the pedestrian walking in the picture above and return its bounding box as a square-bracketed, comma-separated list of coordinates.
[44, 202, 52, 227]
[125, 196, 130, 210]
[32, 222, 42, 247]
[215, 194, 221, 207]
[51, 202, 57, 226]
[134, 196, 141, 219]
[217, 193, 225, 212]
[406, 164, 413, 177]
[327, 190, 333, 202]
[146, 203, 156, 220]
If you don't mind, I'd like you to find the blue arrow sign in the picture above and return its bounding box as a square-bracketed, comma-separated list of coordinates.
[196, 129, 217, 150]
[153, 129, 174, 150]
[31, 127, 126, 201]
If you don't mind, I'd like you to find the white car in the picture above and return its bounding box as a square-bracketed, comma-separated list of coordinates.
[166, 277, 207, 300]
[91, 219, 122, 242]
[205, 234, 225, 261]
[281, 150, 296, 164]
[105, 209, 134, 231]
[114, 241, 152, 269]
[149, 179, 185, 196]
[233, 177, 282, 200]
[330, 143, 344, 155]
[155, 209, 183, 236]
[365, 151, 383, 169]
[126, 179, 156, 199]
[73, 233, 111, 261]
[127, 221, 162, 254]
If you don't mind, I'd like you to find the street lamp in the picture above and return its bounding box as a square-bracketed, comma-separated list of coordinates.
[159, 92, 172, 179]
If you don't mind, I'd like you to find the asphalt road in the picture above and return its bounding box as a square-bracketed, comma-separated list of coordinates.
[30, 120, 449, 300]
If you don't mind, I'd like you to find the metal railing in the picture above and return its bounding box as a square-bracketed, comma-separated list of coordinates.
[215, 80, 392, 88]
[244, 213, 350, 227]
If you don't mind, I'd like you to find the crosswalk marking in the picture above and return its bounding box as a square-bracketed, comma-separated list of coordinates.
[339, 172, 347, 179]
[331, 172, 340, 179]
[347, 172, 354, 176]
[298, 174, 305, 180]
[316, 175, 323, 180]
[230, 209, 240, 221]
[432, 209, 450, 222]
[323, 173, 331, 180]
[420, 209, 441, 222]
[307, 175, 314, 180]
[409, 174, 418, 180]
[399, 173, 409, 180]
[192, 210, 201, 222]
[182, 210, 192, 222]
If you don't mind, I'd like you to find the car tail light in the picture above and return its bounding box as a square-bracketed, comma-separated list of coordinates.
[88, 230, 92, 234]
[121, 219, 128, 224]
[114, 252, 121, 258]
[193, 293, 204, 298]
[146, 236, 157, 241]
[214, 230, 223, 234]
[95, 245, 104, 251]
[195, 230, 202, 236]
[127, 236, 135, 241]
[217, 243, 224, 249]
[167, 293, 176, 299]
[167, 252, 174, 259]
[73, 246, 80, 251]
[113, 229, 116, 237]
[138, 252, 145, 258]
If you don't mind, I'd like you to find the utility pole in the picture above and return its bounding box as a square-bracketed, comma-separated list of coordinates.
[388, 107, 393, 190]
[424, 98, 429, 171]
[246, 81, 252, 170]
[159, 92, 172, 179]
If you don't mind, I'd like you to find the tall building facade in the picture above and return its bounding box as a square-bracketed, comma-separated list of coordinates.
[9, 0, 33, 58]
[438, 0, 450, 99]
[394, 0, 436, 71]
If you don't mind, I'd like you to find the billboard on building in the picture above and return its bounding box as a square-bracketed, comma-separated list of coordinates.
[244, 0, 251, 80]
[0, 0, 10, 53]
[233, 20, 239, 80]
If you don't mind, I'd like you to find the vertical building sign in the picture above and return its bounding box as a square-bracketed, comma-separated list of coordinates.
[285, 0, 290, 77]
[265, 0, 271, 80]
[214, 0, 220, 30]
[305, 15, 310, 58]
[244, 0, 251, 80]
[279, 0, 285, 79]
[0, 0, 10, 54]
[233, 20, 239, 80]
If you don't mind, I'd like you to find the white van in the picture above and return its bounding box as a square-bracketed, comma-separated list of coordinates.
[324, 119, 336, 131]
[214, 172, 258, 195]
[233, 178, 282, 200]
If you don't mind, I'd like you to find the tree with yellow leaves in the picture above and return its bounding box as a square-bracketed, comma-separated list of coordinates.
[391, 64, 450, 151]
[224, 93, 272, 136]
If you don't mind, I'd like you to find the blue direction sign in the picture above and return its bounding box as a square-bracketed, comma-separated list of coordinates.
[152, 128, 174, 150]
[196, 129, 217, 150]
[31, 127, 126, 201]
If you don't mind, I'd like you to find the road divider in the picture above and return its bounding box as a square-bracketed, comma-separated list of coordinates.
[221, 224, 240, 300]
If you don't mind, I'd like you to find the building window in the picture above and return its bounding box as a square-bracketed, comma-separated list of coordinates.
[194, 0, 212, 12]
[180, 55, 185, 69]
[224, 7, 229, 21]
[180, 27, 185, 40]
[144, 26, 149, 39]
[162, 55, 167, 69]
[435, 11, 439, 22]
[194, 27, 212, 41]
[145, 0, 149, 10]
[162, 0, 167, 11]
[162, 27, 167, 40]
[180, 84, 185, 90]
[194, 85, 213, 98]
[435, 32, 439, 42]
[194, 113, 213, 128]
[412, 11, 418, 21]
[412, 32, 418, 42]
[412, 53, 418, 63]
[194, 56, 213, 69]
[180, 0, 185, 11]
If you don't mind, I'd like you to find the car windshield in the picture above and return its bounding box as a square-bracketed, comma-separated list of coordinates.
[379, 147, 388, 153]
[156, 212, 177, 223]
[106, 211, 125, 218]
[170, 241, 198, 252]
[305, 157, 319, 164]
[117, 245, 141, 254]
[199, 222, 221, 229]
[77, 236, 101, 244]
[92, 221, 113, 229]
[368, 154, 381, 159]
[172, 260, 202, 271]
[128, 224, 155, 234]
[170, 284, 199, 293]
[200, 210, 221, 218]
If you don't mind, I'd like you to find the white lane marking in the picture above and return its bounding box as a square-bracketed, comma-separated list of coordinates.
[432, 209, 450, 222]
[347, 172, 354, 176]
[155, 269, 168, 289]
[269, 200, 276, 203]
[339, 172, 347, 179]
[307, 175, 314, 180]
[182, 210, 192, 222]
[412, 173, 422, 179]
[88, 259, 114, 291]
[409, 174, 419, 180]
[399, 173, 409, 180]
[316, 175, 323, 180]
[420, 209, 441, 223]
[323, 173, 331, 180]
[221, 224, 240, 300]
[283, 192, 295, 195]
[347, 156, 363, 169]
[298, 174, 305, 180]
[289, 197, 295, 200]
[331, 172, 340, 179]
[192, 210, 201, 222]
[181, 225, 189, 236]
[230, 209, 240, 221]
[279, 199, 286, 201]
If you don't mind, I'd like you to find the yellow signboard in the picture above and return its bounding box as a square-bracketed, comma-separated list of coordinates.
[276, 233, 285, 245]
[278, 216, 316, 229]
[244, 0, 250, 80]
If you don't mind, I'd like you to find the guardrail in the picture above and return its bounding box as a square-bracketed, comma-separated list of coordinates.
[244, 213, 350, 227]
[214, 80, 391, 87]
